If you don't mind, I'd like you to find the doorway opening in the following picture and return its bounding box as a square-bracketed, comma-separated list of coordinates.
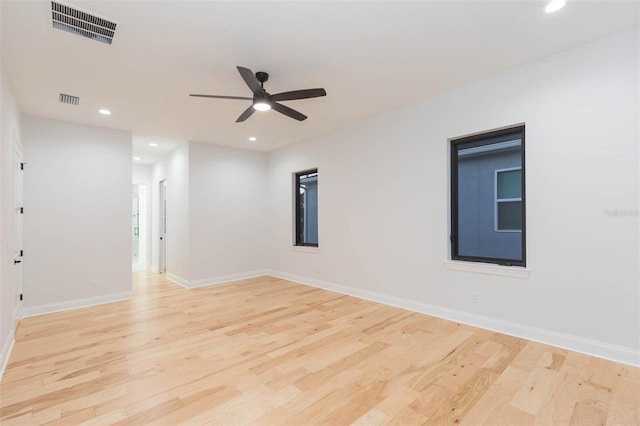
[132, 184, 148, 271]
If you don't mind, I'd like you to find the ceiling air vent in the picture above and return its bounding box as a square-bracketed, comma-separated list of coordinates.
[51, 1, 117, 45]
[59, 93, 80, 105]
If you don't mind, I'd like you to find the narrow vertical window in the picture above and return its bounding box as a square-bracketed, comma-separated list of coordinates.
[295, 169, 318, 247]
[451, 126, 525, 266]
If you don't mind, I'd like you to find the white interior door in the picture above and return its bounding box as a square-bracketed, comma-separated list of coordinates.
[137, 184, 148, 268]
[132, 185, 139, 264]
[159, 180, 167, 273]
[132, 184, 148, 271]
[13, 138, 24, 321]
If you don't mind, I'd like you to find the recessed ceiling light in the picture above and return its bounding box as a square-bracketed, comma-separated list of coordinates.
[148, 142, 158, 147]
[545, 0, 566, 13]
[249, 137, 257, 141]
[99, 109, 111, 115]
[253, 102, 271, 112]
[133, 156, 141, 161]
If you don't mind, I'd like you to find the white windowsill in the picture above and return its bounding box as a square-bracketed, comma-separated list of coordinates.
[444, 260, 530, 278]
[291, 246, 320, 254]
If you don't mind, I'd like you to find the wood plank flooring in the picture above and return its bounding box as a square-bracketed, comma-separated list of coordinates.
[1, 272, 638, 425]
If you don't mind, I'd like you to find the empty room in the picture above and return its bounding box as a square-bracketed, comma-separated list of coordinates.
[0, 0, 639, 424]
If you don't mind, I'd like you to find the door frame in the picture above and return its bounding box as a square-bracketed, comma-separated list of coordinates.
[12, 133, 24, 323]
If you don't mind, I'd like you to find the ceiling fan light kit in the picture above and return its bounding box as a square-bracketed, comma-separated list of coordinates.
[190, 66, 326, 122]
[253, 102, 271, 111]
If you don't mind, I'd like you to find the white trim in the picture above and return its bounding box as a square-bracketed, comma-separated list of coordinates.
[291, 246, 320, 254]
[169, 270, 270, 289]
[444, 260, 530, 278]
[166, 273, 190, 288]
[0, 330, 15, 381]
[266, 270, 639, 368]
[22, 292, 133, 318]
[12, 134, 24, 327]
[187, 270, 270, 288]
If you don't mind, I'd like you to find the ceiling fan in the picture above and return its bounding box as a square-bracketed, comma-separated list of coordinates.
[190, 66, 327, 122]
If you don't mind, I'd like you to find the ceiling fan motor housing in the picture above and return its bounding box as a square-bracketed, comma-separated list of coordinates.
[256, 71, 269, 84]
[253, 93, 272, 104]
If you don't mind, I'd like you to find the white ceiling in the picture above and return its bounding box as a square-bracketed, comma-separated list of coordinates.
[2, 1, 638, 163]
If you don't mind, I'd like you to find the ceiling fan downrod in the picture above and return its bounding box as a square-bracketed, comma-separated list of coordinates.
[255, 71, 269, 88]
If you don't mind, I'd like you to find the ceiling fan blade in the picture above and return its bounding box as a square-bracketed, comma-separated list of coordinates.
[190, 94, 252, 100]
[271, 88, 327, 102]
[271, 102, 307, 121]
[236, 105, 256, 123]
[237, 66, 263, 95]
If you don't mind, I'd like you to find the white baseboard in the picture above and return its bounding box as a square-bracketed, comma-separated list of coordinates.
[22, 292, 133, 318]
[266, 270, 640, 368]
[166, 273, 190, 288]
[188, 270, 270, 288]
[0, 329, 15, 381]
[167, 270, 270, 289]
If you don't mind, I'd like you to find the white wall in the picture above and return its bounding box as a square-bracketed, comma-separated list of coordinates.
[22, 116, 132, 315]
[267, 27, 640, 365]
[133, 163, 151, 185]
[150, 144, 189, 280]
[0, 60, 21, 377]
[188, 142, 268, 285]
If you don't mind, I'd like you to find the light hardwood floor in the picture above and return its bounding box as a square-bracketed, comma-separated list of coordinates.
[1, 272, 638, 425]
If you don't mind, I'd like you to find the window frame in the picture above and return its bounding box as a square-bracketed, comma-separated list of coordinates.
[294, 168, 318, 247]
[450, 125, 526, 267]
[494, 167, 523, 233]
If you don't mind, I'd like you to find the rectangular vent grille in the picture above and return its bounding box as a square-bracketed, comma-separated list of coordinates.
[51, 1, 116, 45]
[59, 93, 80, 105]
